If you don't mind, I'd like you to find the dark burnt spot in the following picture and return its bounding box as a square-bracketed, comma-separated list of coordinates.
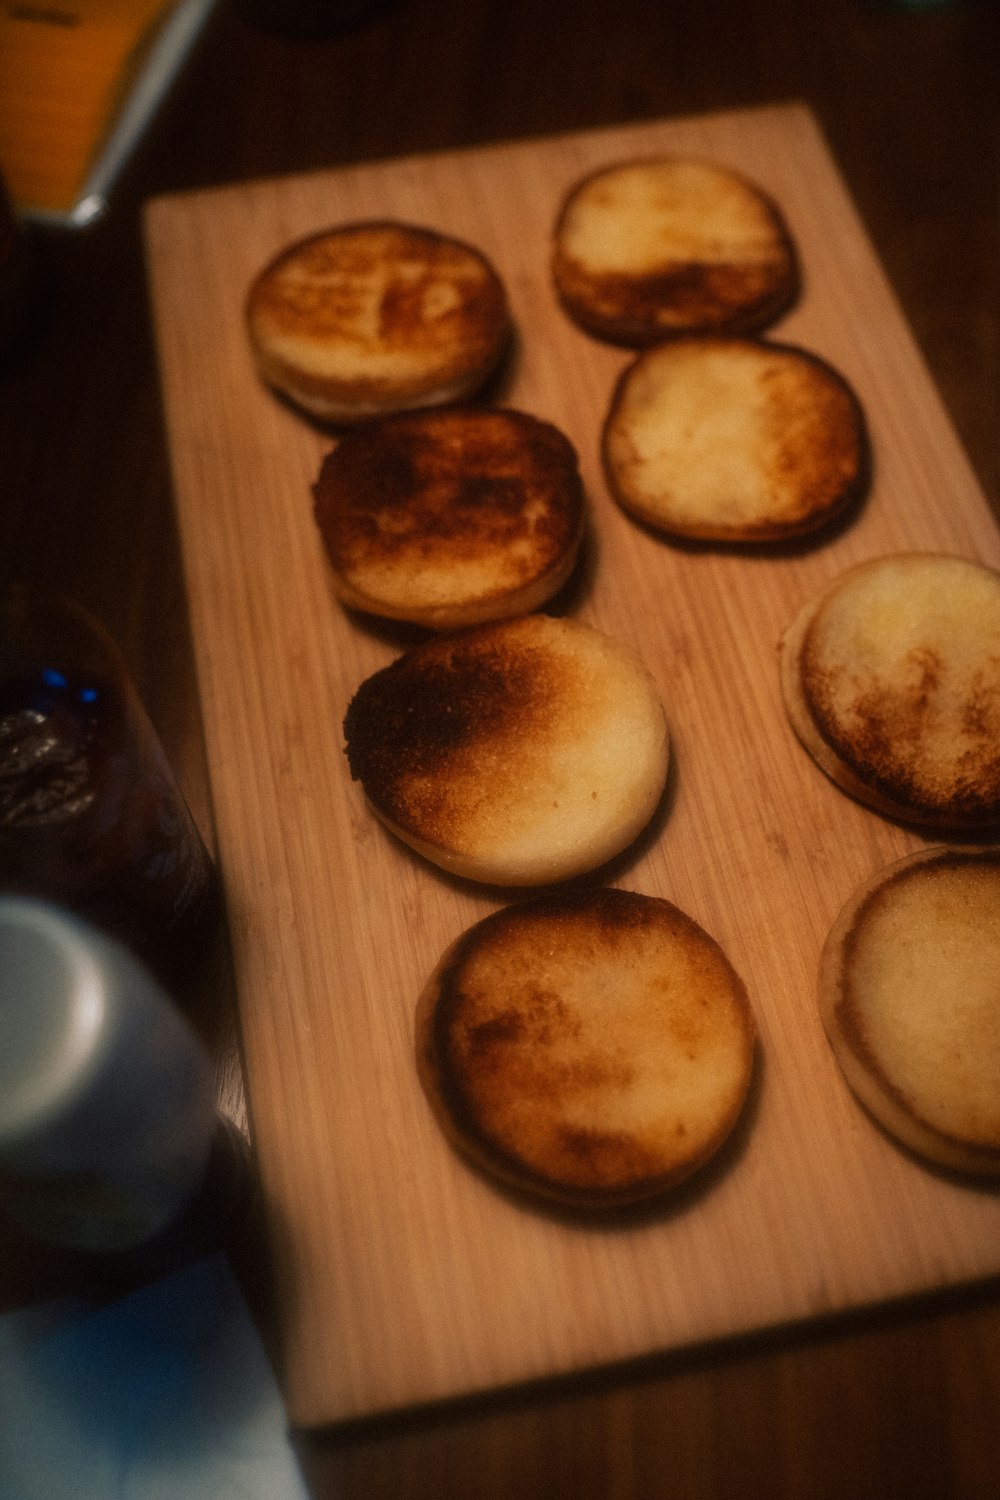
[466, 1008, 525, 1053]
[346, 647, 530, 768]
[314, 434, 416, 538]
[555, 1124, 664, 1185]
[463, 987, 581, 1058]
[343, 624, 563, 824]
[314, 409, 584, 573]
[456, 475, 534, 520]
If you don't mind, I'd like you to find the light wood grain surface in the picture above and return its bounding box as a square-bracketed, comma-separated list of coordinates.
[144, 101, 1000, 1429]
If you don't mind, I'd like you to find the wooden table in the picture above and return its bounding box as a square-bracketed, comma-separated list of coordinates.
[3, 0, 999, 1494]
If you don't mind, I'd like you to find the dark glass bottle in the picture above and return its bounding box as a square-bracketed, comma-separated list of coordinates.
[0, 585, 220, 986]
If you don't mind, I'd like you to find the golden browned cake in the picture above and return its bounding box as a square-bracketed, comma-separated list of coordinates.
[342, 613, 669, 886]
[245, 221, 510, 423]
[780, 553, 1000, 828]
[312, 407, 587, 630]
[416, 886, 756, 1209]
[819, 847, 1000, 1176]
[602, 337, 866, 542]
[551, 157, 798, 347]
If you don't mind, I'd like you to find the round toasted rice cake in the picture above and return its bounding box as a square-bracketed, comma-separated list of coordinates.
[246, 221, 510, 423]
[602, 336, 866, 542]
[552, 156, 798, 347]
[342, 613, 669, 886]
[417, 886, 756, 1209]
[819, 846, 1000, 1176]
[780, 553, 1000, 828]
[313, 407, 586, 630]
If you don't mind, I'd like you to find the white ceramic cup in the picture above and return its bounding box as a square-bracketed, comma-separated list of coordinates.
[0, 896, 217, 1251]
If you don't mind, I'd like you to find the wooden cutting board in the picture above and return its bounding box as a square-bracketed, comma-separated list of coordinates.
[144, 102, 1000, 1430]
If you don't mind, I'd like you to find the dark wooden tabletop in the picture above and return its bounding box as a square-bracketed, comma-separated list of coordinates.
[2, 0, 999, 1495]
